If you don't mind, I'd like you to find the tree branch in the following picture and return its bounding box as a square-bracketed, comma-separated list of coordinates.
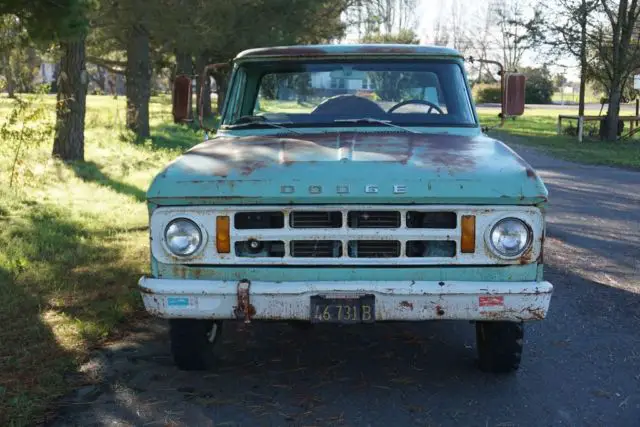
[87, 56, 126, 68]
[86, 57, 125, 75]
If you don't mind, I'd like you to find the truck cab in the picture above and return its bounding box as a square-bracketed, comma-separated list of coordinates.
[140, 44, 552, 373]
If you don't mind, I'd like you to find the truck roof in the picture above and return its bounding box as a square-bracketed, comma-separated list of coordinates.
[235, 44, 462, 61]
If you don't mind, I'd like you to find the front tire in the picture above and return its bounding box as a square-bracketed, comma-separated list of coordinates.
[169, 319, 222, 371]
[475, 321, 523, 373]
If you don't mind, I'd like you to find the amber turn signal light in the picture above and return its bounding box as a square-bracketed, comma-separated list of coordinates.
[460, 215, 476, 253]
[216, 216, 231, 253]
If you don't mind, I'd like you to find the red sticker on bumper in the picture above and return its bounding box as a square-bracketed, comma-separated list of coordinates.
[479, 296, 504, 307]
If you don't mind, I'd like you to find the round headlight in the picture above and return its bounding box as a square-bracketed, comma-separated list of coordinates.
[165, 219, 202, 257]
[489, 218, 531, 258]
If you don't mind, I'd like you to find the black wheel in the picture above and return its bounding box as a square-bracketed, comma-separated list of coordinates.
[169, 319, 222, 371]
[475, 321, 524, 373]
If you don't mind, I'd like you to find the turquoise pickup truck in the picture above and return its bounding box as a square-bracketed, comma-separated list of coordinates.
[139, 44, 553, 373]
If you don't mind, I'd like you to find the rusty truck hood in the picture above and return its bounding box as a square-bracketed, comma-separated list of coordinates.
[147, 132, 548, 205]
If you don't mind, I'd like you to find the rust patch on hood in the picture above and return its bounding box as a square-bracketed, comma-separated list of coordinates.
[181, 132, 492, 177]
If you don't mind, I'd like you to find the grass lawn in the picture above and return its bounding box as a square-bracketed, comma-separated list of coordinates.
[478, 107, 640, 169]
[550, 91, 602, 104]
[0, 94, 203, 426]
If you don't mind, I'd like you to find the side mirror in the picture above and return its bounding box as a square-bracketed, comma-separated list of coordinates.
[172, 75, 192, 123]
[504, 73, 526, 116]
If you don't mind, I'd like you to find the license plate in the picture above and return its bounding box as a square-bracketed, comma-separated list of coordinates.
[310, 295, 375, 323]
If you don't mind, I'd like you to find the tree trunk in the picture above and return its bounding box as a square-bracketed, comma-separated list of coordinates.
[126, 24, 151, 139]
[50, 63, 60, 93]
[213, 71, 228, 113]
[578, 0, 587, 117]
[175, 51, 193, 120]
[95, 66, 107, 93]
[605, 83, 622, 141]
[195, 54, 212, 118]
[52, 36, 87, 161]
[3, 53, 15, 98]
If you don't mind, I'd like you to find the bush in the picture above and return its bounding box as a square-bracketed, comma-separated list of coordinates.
[475, 84, 501, 104]
[522, 67, 554, 104]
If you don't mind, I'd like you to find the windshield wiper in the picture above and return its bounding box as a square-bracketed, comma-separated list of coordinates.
[334, 118, 422, 134]
[225, 115, 301, 135]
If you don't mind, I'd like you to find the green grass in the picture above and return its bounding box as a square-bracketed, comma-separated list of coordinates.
[550, 91, 603, 104]
[256, 98, 315, 114]
[477, 108, 640, 169]
[0, 94, 203, 426]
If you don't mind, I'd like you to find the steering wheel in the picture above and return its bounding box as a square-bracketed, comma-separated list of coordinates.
[387, 99, 444, 114]
[311, 94, 386, 117]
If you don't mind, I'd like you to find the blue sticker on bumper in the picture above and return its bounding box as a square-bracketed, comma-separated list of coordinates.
[167, 297, 190, 307]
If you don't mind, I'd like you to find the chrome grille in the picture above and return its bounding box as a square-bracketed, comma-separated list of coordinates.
[406, 241, 456, 257]
[348, 211, 400, 228]
[406, 211, 457, 229]
[153, 205, 545, 266]
[235, 212, 283, 229]
[348, 241, 401, 258]
[235, 240, 284, 257]
[291, 240, 342, 257]
[290, 211, 341, 228]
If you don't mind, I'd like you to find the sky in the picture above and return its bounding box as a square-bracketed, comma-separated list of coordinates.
[414, 0, 581, 81]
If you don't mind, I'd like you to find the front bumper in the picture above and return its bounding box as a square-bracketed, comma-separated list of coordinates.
[139, 278, 553, 322]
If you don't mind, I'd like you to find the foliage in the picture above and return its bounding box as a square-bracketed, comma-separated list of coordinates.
[0, 0, 90, 42]
[588, 74, 639, 102]
[522, 66, 554, 104]
[0, 14, 29, 97]
[86, 0, 354, 132]
[361, 28, 419, 44]
[475, 84, 502, 104]
[543, 0, 600, 115]
[0, 89, 54, 188]
[584, 1, 640, 140]
[8, 48, 42, 92]
[2, 1, 94, 161]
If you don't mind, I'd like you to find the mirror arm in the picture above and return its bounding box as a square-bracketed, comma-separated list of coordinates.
[466, 57, 507, 128]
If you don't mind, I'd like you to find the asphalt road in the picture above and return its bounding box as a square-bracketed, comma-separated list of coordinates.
[51, 141, 640, 427]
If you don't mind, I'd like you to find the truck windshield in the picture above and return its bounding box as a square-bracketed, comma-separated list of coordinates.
[223, 60, 476, 128]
